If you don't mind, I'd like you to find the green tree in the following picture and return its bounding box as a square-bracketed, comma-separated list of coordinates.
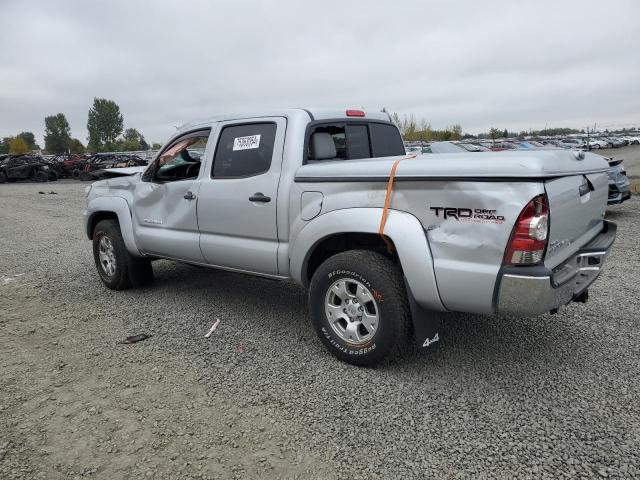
[69, 138, 85, 154]
[0, 137, 12, 154]
[449, 124, 462, 141]
[9, 137, 29, 155]
[151, 142, 162, 150]
[489, 127, 501, 142]
[121, 127, 148, 150]
[87, 98, 124, 152]
[502, 129, 508, 138]
[17, 132, 38, 150]
[44, 113, 72, 153]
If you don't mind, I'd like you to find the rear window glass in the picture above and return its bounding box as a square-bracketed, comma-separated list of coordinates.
[346, 124, 370, 159]
[307, 121, 404, 162]
[369, 123, 405, 157]
[212, 123, 276, 178]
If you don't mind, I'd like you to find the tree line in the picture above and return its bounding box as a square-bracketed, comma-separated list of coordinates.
[386, 110, 463, 142]
[0, 98, 161, 156]
[384, 109, 589, 143]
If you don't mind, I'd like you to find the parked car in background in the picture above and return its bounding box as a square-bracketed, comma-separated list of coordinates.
[0, 155, 56, 183]
[606, 158, 631, 205]
[459, 143, 491, 152]
[80, 154, 147, 181]
[559, 138, 586, 150]
[515, 142, 538, 149]
[404, 146, 422, 155]
[621, 135, 640, 145]
[489, 141, 518, 151]
[420, 141, 467, 153]
[584, 138, 608, 150]
[51, 154, 88, 178]
[601, 137, 626, 148]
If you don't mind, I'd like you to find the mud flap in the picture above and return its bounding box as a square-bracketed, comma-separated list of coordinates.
[404, 277, 442, 352]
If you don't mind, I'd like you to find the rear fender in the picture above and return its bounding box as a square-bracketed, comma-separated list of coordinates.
[290, 208, 446, 312]
[85, 196, 141, 256]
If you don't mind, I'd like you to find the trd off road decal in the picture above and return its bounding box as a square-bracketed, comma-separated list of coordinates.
[430, 206, 505, 224]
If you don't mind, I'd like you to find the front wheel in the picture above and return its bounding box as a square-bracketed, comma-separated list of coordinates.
[92, 219, 154, 290]
[308, 250, 411, 366]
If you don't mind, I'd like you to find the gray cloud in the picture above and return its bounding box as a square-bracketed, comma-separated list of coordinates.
[1, 0, 639, 146]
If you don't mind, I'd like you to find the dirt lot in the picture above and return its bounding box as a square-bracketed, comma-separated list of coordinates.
[1, 182, 639, 479]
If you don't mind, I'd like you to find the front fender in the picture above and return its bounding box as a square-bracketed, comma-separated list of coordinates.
[84, 196, 141, 256]
[290, 208, 446, 312]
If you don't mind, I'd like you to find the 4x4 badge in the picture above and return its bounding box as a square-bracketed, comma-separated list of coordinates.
[422, 333, 439, 348]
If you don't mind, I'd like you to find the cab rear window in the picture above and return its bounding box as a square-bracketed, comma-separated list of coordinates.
[306, 121, 404, 162]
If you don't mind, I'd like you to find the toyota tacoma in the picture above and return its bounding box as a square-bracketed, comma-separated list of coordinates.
[83, 108, 616, 365]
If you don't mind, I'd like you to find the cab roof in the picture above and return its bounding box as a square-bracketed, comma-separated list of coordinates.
[178, 108, 392, 132]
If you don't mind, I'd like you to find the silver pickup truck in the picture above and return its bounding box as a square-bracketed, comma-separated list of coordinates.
[84, 108, 616, 366]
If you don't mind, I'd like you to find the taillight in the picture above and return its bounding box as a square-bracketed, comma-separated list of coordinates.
[346, 109, 365, 117]
[503, 194, 549, 265]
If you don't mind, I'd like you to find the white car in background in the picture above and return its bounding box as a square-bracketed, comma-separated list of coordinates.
[621, 136, 640, 145]
[584, 138, 608, 149]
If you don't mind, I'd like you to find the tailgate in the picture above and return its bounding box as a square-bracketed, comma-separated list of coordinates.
[544, 172, 608, 269]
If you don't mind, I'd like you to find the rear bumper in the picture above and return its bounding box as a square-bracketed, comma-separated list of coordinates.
[496, 220, 616, 316]
[608, 178, 631, 205]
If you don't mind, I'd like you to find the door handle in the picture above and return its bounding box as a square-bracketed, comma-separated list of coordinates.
[249, 192, 271, 203]
[184, 191, 196, 200]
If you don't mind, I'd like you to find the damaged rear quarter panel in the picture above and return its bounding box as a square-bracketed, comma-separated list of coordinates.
[394, 180, 544, 314]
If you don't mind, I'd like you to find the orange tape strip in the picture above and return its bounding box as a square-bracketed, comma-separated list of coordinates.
[378, 154, 416, 250]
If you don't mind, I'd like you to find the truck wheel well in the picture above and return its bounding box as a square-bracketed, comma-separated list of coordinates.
[88, 211, 119, 239]
[305, 233, 398, 285]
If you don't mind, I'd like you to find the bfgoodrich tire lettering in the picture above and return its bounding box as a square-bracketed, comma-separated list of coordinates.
[309, 250, 411, 366]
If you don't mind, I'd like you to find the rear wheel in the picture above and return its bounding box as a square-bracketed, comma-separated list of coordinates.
[80, 171, 93, 181]
[92, 219, 154, 290]
[48, 170, 59, 181]
[308, 250, 411, 366]
[0, 171, 7, 183]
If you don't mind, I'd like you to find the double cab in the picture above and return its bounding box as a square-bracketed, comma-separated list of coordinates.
[84, 108, 616, 365]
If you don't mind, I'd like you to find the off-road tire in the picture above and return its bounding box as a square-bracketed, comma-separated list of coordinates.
[0, 171, 7, 183]
[309, 250, 411, 366]
[93, 219, 154, 290]
[80, 171, 93, 181]
[33, 170, 48, 182]
[72, 168, 81, 178]
[48, 170, 59, 181]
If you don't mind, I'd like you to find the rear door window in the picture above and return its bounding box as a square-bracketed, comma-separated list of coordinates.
[212, 123, 276, 178]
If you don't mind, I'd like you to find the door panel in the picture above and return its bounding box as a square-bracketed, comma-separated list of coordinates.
[132, 180, 204, 262]
[131, 129, 213, 262]
[197, 118, 285, 275]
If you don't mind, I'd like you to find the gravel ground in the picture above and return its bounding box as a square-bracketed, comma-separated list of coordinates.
[0, 182, 639, 479]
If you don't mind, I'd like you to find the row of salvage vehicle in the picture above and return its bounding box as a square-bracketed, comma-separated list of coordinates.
[0, 153, 148, 183]
[405, 140, 632, 206]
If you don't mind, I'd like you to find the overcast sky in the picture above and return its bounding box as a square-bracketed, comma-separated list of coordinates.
[1, 0, 639, 146]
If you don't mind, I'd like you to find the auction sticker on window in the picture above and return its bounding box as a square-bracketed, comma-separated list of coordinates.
[233, 135, 261, 151]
